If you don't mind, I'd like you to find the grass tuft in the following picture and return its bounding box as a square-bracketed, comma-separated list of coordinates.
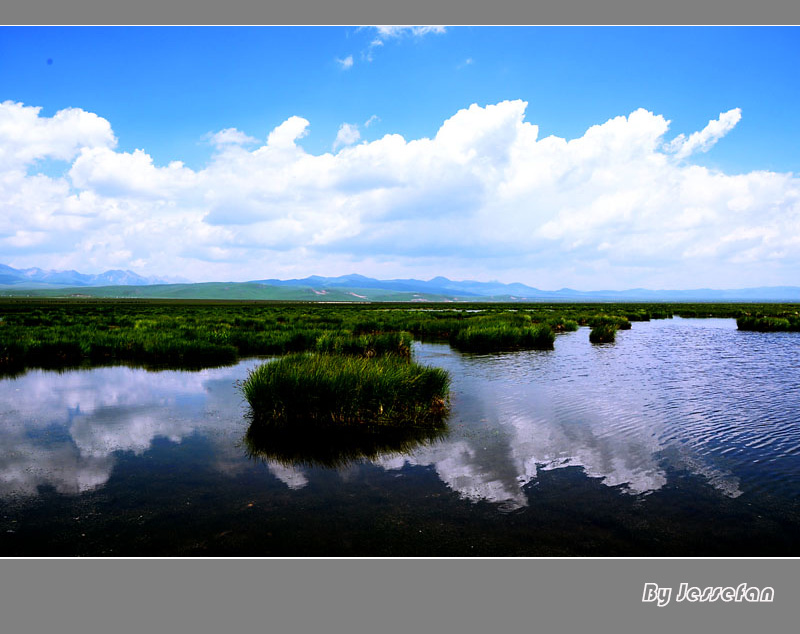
[589, 323, 617, 344]
[314, 331, 412, 358]
[241, 353, 450, 428]
[449, 324, 555, 352]
[737, 315, 800, 332]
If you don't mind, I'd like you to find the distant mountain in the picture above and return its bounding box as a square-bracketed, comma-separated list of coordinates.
[250, 273, 487, 296]
[248, 274, 800, 302]
[545, 286, 800, 302]
[0, 264, 184, 288]
[3, 265, 800, 301]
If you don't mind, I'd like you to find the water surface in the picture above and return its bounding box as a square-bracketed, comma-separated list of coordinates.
[2, 318, 799, 556]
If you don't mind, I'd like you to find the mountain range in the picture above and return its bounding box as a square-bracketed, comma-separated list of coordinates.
[2, 264, 800, 302]
[0, 264, 184, 288]
[247, 274, 800, 301]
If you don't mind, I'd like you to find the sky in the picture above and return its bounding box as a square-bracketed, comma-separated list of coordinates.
[1, 25, 799, 290]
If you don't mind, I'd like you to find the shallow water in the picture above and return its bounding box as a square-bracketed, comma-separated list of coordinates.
[1, 318, 799, 556]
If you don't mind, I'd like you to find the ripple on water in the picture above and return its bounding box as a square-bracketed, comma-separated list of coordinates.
[413, 318, 800, 501]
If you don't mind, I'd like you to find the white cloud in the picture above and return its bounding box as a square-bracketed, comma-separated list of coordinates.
[668, 108, 742, 159]
[364, 39, 383, 62]
[2, 99, 799, 289]
[208, 128, 258, 147]
[69, 147, 197, 198]
[361, 26, 446, 63]
[364, 114, 380, 128]
[373, 26, 447, 39]
[0, 100, 116, 170]
[266, 115, 310, 150]
[335, 55, 354, 70]
[332, 123, 361, 151]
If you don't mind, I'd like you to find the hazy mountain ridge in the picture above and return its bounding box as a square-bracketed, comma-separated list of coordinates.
[0, 264, 185, 288]
[248, 274, 800, 301]
[3, 265, 800, 301]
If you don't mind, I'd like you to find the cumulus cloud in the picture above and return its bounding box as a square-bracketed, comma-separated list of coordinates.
[69, 147, 197, 198]
[0, 100, 116, 170]
[332, 123, 361, 151]
[2, 98, 799, 289]
[266, 115, 310, 149]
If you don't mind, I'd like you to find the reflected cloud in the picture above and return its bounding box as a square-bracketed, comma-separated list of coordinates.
[0, 324, 766, 506]
[0, 362, 260, 498]
[0, 437, 114, 497]
[266, 462, 309, 490]
[374, 338, 744, 507]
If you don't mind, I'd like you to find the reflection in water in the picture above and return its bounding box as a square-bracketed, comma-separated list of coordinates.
[1, 318, 799, 515]
[243, 419, 450, 470]
[378, 319, 800, 507]
[0, 361, 262, 497]
[392, 323, 753, 509]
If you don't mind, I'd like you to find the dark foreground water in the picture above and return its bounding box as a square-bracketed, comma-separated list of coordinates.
[1, 318, 799, 556]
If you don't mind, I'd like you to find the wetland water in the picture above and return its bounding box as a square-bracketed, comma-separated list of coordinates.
[1, 317, 799, 556]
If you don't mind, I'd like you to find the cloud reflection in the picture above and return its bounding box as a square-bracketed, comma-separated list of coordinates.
[0, 329, 747, 506]
[0, 363, 259, 497]
[375, 338, 742, 507]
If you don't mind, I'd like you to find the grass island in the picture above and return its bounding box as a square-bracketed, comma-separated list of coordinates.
[241, 353, 451, 428]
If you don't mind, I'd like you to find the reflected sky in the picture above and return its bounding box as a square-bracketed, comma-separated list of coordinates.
[0, 361, 261, 496]
[383, 319, 799, 507]
[1, 318, 799, 509]
[376, 345, 673, 511]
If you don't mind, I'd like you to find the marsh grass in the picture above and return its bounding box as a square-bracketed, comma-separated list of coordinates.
[737, 315, 800, 332]
[242, 353, 450, 428]
[547, 317, 579, 333]
[314, 331, 412, 358]
[450, 324, 555, 352]
[2, 299, 798, 374]
[589, 323, 618, 344]
[649, 309, 674, 319]
[587, 314, 631, 330]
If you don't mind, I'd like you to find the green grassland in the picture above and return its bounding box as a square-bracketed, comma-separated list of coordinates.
[0, 282, 466, 302]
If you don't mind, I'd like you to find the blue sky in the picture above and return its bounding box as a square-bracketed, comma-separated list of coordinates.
[1, 26, 799, 289]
